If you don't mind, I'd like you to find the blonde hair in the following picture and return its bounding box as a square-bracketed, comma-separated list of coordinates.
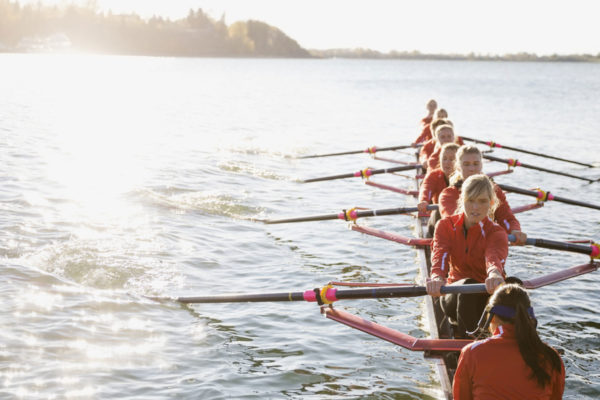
[449, 145, 482, 185]
[434, 108, 448, 119]
[456, 174, 498, 217]
[430, 118, 453, 136]
[433, 124, 454, 141]
[440, 142, 459, 158]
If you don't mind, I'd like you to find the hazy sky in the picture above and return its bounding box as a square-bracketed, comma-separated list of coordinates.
[21, 0, 600, 55]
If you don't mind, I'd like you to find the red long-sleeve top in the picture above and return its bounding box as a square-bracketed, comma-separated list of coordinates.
[427, 147, 442, 170]
[418, 169, 448, 204]
[438, 183, 521, 234]
[431, 213, 508, 283]
[453, 324, 565, 400]
[421, 115, 433, 126]
[418, 139, 436, 166]
[414, 123, 432, 144]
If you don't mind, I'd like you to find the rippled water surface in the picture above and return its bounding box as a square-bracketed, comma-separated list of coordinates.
[1, 54, 600, 399]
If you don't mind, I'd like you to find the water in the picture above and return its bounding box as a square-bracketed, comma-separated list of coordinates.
[1, 53, 599, 399]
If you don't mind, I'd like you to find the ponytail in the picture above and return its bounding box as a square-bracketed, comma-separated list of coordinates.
[489, 284, 562, 388]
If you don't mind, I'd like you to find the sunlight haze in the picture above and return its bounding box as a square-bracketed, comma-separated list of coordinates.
[17, 0, 599, 55]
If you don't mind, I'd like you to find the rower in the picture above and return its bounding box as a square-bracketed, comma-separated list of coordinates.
[425, 124, 457, 171]
[418, 117, 453, 168]
[453, 283, 565, 399]
[426, 174, 508, 338]
[417, 143, 459, 236]
[414, 105, 446, 145]
[438, 145, 527, 245]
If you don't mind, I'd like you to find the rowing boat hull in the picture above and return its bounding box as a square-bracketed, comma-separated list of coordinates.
[414, 167, 456, 399]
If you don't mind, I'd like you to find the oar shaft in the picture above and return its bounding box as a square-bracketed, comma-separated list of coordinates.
[299, 144, 418, 159]
[263, 204, 437, 225]
[498, 184, 600, 211]
[176, 284, 488, 304]
[461, 136, 594, 168]
[303, 165, 420, 183]
[508, 235, 599, 257]
[483, 154, 594, 182]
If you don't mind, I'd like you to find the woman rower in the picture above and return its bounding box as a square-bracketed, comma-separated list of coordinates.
[438, 145, 527, 245]
[418, 118, 453, 168]
[414, 106, 447, 145]
[453, 283, 565, 399]
[427, 174, 508, 338]
[425, 123, 457, 171]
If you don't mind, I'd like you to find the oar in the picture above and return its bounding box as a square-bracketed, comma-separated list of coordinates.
[461, 135, 594, 168]
[498, 184, 600, 211]
[156, 261, 599, 305]
[175, 284, 489, 304]
[508, 235, 600, 259]
[483, 154, 597, 183]
[303, 164, 421, 183]
[299, 144, 418, 159]
[260, 204, 438, 224]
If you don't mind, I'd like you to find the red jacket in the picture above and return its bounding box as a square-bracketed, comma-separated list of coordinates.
[414, 123, 432, 144]
[431, 213, 507, 283]
[419, 139, 436, 166]
[438, 183, 521, 234]
[418, 169, 448, 204]
[453, 324, 565, 400]
[427, 147, 442, 170]
[421, 115, 433, 126]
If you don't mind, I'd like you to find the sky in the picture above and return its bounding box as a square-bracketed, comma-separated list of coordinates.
[19, 0, 600, 55]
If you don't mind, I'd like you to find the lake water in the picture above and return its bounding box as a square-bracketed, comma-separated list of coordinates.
[1, 53, 599, 399]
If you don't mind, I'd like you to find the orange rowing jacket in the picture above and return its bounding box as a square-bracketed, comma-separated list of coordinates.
[427, 147, 442, 170]
[431, 213, 508, 283]
[438, 183, 521, 234]
[421, 115, 433, 126]
[419, 139, 436, 166]
[414, 123, 432, 144]
[453, 324, 565, 400]
[418, 169, 448, 204]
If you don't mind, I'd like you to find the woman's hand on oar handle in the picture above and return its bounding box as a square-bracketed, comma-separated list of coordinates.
[510, 230, 528, 245]
[417, 201, 429, 214]
[485, 269, 505, 294]
[426, 276, 446, 297]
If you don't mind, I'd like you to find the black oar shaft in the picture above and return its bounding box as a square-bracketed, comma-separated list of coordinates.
[483, 154, 595, 183]
[299, 144, 417, 159]
[262, 204, 438, 224]
[175, 284, 488, 304]
[303, 164, 420, 183]
[498, 184, 600, 211]
[461, 136, 594, 168]
[508, 234, 598, 257]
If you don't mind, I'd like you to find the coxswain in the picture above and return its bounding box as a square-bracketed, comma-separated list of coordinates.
[426, 174, 508, 338]
[438, 145, 527, 245]
[453, 283, 565, 399]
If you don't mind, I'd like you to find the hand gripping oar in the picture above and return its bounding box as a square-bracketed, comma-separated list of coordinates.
[299, 144, 418, 159]
[498, 184, 600, 211]
[303, 164, 421, 183]
[483, 154, 597, 183]
[508, 235, 600, 259]
[460, 136, 594, 168]
[260, 204, 438, 224]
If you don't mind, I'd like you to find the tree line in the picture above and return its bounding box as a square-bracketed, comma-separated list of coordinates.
[0, 0, 311, 57]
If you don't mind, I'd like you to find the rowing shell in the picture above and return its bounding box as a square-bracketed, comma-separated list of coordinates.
[414, 163, 455, 399]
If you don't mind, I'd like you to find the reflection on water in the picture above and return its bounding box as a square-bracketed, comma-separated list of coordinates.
[1, 54, 599, 398]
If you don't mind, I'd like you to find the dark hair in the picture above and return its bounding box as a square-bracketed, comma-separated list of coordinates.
[488, 284, 562, 388]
